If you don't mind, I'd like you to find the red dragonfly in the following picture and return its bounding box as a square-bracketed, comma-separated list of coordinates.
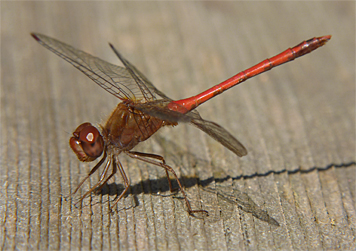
[31, 33, 331, 215]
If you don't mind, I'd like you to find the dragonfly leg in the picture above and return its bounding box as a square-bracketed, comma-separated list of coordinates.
[77, 158, 112, 204]
[94, 160, 117, 194]
[71, 151, 107, 196]
[126, 151, 208, 216]
[110, 157, 130, 210]
[128, 151, 176, 193]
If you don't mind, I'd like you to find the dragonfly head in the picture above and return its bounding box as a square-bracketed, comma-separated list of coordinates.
[69, 123, 104, 162]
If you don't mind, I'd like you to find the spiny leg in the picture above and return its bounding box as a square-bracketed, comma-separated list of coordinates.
[78, 158, 112, 203]
[110, 157, 130, 210]
[128, 151, 176, 193]
[71, 151, 107, 196]
[95, 158, 118, 195]
[125, 151, 208, 216]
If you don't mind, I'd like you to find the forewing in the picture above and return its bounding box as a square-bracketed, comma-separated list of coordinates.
[109, 44, 171, 101]
[32, 33, 156, 101]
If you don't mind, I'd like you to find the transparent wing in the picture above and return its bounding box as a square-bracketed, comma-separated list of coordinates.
[109, 43, 172, 101]
[32, 33, 160, 102]
[129, 99, 247, 157]
[188, 111, 247, 157]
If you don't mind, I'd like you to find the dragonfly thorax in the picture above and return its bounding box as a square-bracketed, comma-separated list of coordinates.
[101, 102, 176, 151]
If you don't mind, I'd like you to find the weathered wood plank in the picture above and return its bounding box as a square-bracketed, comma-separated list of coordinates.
[1, 1, 355, 250]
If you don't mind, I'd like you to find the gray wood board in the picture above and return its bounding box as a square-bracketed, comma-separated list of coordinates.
[1, 2, 355, 250]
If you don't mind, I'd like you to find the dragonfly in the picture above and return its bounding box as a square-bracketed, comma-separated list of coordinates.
[31, 33, 331, 216]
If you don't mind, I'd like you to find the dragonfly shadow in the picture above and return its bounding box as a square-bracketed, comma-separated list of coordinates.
[96, 174, 280, 226]
[93, 134, 282, 225]
[97, 175, 203, 197]
[96, 136, 355, 226]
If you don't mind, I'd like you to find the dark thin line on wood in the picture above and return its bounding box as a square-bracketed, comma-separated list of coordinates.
[211, 161, 356, 184]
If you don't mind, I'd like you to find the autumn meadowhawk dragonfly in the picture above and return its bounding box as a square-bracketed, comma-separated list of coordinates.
[31, 33, 330, 216]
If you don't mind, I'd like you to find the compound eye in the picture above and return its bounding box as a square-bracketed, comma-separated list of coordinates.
[69, 123, 104, 162]
[79, 125, 101, 144]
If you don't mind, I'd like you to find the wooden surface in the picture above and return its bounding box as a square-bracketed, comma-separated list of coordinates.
[1, 2, 355, 250]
